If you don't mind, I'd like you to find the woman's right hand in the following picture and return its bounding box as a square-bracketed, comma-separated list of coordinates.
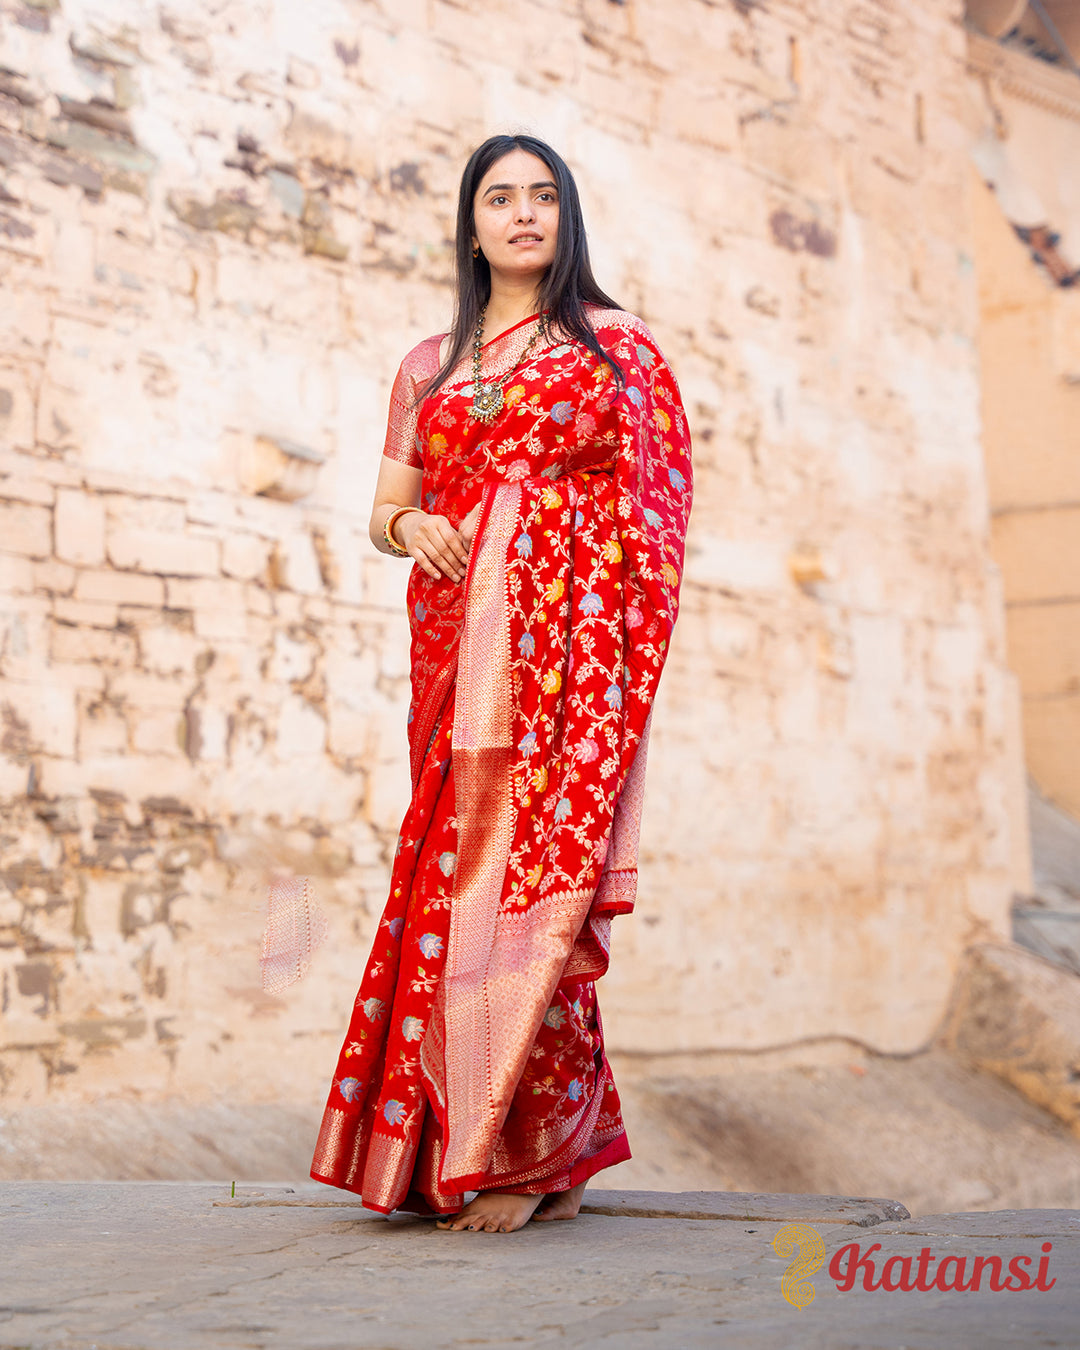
[397, 511, 469, 583]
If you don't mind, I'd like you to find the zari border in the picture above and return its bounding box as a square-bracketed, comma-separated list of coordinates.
[439, 478, 520, 1179]
[311, 1108, 420, 1215]
[439, 475, 608, 1185]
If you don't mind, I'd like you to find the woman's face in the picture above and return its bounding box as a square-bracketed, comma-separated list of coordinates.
[471, 148, 560, 284]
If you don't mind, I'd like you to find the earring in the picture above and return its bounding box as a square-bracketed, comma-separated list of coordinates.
[472, 245, 480, 258]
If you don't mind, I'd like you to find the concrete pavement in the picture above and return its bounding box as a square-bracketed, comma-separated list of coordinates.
[1, 1183, 1077, 1348]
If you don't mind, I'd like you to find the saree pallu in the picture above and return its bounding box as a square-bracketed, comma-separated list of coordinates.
[310, 305, 693, 1213]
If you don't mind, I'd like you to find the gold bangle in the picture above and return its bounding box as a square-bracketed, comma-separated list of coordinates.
[383, 505, 420, 557]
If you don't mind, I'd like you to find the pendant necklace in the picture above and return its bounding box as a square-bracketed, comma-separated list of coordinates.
[469, 306, 544, 425]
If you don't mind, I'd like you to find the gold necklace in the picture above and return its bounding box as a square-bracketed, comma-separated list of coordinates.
[469, 307, 544, 424]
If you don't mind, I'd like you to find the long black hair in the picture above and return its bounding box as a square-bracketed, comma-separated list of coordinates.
[416, 133, 625, 401]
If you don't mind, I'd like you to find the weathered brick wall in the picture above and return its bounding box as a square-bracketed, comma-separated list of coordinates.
[0, 0, 1023, 1107]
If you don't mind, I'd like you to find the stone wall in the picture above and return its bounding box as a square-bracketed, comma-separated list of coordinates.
[967, 33, 1080, 820]
[0, 0, 1023, 1108]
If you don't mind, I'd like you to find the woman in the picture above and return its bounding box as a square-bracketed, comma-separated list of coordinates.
[310, 133, 693, 1234]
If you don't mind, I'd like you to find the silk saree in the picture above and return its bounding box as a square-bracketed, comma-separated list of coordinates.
[310, 304, 693, 1214]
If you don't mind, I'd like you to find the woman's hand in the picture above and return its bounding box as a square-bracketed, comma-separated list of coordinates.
[459, 504, 481, 550]
[397, 510, 469, 583]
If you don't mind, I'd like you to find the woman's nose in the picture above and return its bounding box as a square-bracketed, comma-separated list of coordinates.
[515, 196, 536, 222]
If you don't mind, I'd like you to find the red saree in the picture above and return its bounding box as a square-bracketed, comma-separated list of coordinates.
[310, 304, 692, 1213]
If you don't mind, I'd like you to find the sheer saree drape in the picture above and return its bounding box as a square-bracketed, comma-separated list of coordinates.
[310, 306, 692, 1213]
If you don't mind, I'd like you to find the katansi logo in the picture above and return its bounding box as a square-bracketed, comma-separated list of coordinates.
[773, 1224, 1057, 1306]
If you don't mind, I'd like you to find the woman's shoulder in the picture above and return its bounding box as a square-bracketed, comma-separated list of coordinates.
[585, 305, 677, 381]
[396, 330, 449, 382]
[584, 303, 654, 340]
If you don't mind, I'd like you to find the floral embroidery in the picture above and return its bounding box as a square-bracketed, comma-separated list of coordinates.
[401, 1016, 425, 1042]
[383, 1099, 406, 1125]
[339, 1077, 362, 1102]
[418, 932, 443, 959]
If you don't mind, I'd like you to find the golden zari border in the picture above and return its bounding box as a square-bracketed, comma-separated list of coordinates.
[311, 1106, 423, 1213]
[439, 482, 620, 1185]
[441, 479, 519, 1181]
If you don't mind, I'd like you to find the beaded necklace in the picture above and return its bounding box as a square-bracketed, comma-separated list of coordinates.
[468, 306, 545, 424]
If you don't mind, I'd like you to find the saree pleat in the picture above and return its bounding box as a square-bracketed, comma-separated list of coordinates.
[311, 305, 692, 1212]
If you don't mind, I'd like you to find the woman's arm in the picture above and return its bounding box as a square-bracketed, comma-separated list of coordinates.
[369, 455, 474, 583]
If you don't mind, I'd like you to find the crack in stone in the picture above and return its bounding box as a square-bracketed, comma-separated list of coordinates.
[212, 1197, 367, 1209]
[578, 1202, 897, 1227]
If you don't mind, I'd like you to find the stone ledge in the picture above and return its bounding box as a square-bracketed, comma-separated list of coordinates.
[579, 1188, 911, 1226]
[206, 1182, 910, 1226]
[873, 1208, 1080, 1238]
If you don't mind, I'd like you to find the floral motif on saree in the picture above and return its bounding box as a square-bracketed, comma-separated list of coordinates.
[310, 306, 693, 1213]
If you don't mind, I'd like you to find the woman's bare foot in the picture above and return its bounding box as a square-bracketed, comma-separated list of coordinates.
[531, 1179, 587, 1222]
[436, 1190, 545, 1233]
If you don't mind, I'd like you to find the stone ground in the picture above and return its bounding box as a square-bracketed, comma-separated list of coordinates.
[1, 1182, 1076, 1349]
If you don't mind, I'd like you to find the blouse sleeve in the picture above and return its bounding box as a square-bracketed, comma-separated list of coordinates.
[381, 334, 446, 469]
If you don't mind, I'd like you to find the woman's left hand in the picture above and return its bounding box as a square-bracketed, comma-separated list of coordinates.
[459, 504, 481, 550]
